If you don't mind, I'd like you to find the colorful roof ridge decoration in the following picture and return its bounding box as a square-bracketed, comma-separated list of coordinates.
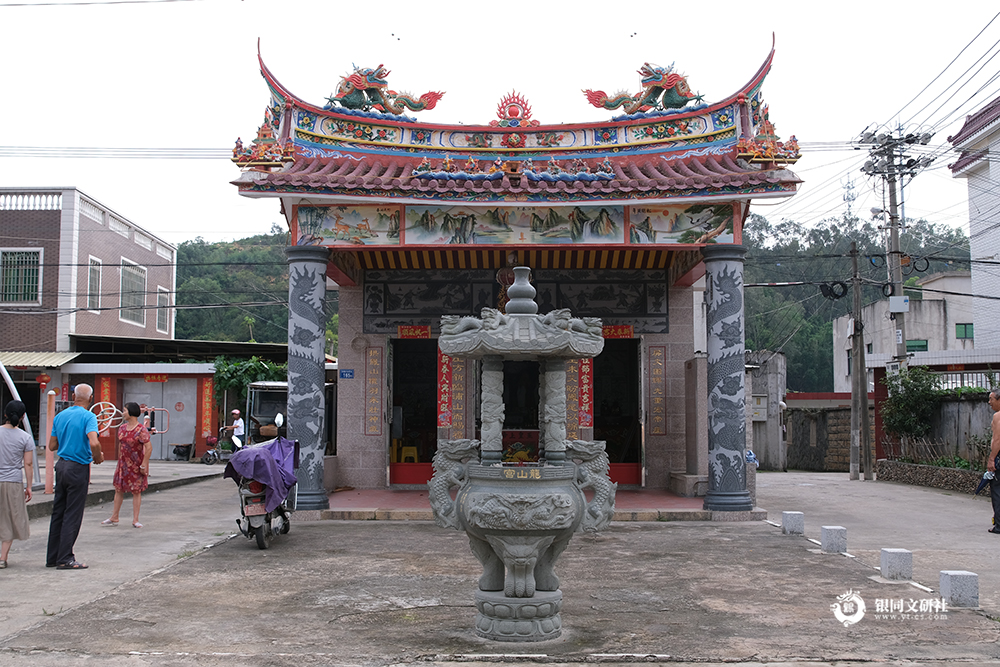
[584, 62, 704, 116]
[323, 64, 445, 116]
[232, 111, 295, 168]
[735, 105, 800, 164]
[233, 38, 800, 208]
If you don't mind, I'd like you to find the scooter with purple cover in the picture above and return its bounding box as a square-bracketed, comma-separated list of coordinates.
[224, 415, 298, 549]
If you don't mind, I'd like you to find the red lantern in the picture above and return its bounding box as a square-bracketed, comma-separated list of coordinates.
[35, 373, 51, 390]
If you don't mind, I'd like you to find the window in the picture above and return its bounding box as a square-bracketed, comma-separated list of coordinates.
[866, 343, 873, 355]
[906, 339, 928, 353]
[156, 287, 170, 333]
[119, 260, 146, 325]
[1, 249, 41, 303]
[87, 258, 101, 311]
[956, 323, 974, 340]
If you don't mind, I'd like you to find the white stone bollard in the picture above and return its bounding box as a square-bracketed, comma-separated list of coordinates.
[940, 570, 979, 608]
[880, 548, 912, 580]
[820, 525, 847, 553]
[781, 511, 804, 535]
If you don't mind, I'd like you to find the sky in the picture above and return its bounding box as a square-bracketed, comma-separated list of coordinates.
[1, 0, 999, 247]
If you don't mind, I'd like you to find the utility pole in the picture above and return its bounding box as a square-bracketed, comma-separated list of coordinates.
[887, 167, 908, 372]
[850, 242, 874, 481]
[858, 129, 934, 371]
[850, 242, 862, 481]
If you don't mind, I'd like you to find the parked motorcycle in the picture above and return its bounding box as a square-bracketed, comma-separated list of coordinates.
[223, 415, 298, 550]
[202, 427, 243, 465]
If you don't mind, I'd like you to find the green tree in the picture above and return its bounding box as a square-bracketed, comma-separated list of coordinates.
[212, 355, 287, 411]
[880, 365, 941, 439]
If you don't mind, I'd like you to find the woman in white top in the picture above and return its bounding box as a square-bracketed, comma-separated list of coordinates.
[0, 400, 34, 568]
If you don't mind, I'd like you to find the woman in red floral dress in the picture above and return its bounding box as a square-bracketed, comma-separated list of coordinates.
[102, 403, 152, 528]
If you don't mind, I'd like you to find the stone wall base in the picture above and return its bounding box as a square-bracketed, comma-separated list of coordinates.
[875, 459, 982, 495]
[669, 473, 708, 497]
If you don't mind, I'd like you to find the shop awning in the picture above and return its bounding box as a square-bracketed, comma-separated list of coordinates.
[0, 351, 80, 368]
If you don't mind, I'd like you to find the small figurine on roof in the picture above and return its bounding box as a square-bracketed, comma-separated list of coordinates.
[597, 157, 615, 175]
[519, 158, 535, 173]
[414, 156, 432, 173]
[232, 137, 244, 159]
[441, 155, 454, 173]
[547, 157, 561, 174]
[465, 156, 479, 173]
[488, 157, 503, 174]
[568, 158, 590, 174]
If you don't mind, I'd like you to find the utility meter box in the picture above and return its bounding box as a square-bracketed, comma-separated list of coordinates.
[889, 295, 910, 313]
[751, 395, 768, 422]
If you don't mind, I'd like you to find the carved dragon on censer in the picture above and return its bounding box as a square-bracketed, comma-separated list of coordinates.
[325, 64, 444, 115]
[584, 62, 703, 115]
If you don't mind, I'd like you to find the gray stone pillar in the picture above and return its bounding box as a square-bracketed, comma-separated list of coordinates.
[285, 245, 331, 510]
[542, 358, 567, 464]
[702, 245, 752, 512]
[481, 356, 504, 464]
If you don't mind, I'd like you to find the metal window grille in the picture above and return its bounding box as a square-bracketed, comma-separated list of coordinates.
[1, 250, 40, 302]
[935, 371, 996, 391]
[120, 262, 146, 325]
[156, 288, 170, 333]
[88, 259, 101, 311]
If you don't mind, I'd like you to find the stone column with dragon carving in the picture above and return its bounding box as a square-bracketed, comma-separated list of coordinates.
[284, 245, 331, 511]
[702, 244, 753, 512]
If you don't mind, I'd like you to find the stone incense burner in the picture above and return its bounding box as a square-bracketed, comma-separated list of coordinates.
[429, 267, 616, 642]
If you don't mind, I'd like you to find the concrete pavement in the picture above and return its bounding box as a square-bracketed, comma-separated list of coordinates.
[0, 469, 999, 666]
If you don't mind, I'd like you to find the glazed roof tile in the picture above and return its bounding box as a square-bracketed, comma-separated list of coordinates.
[250, 153, 798, 201]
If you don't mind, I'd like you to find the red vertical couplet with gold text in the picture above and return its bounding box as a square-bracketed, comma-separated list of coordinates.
[647, 346, 666, 435]
[365, 347, 383, 436]
[437, 349, 452, 428]
[578, 358, 594, 428]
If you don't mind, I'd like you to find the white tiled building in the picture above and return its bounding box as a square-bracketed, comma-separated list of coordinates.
[950, 97, 1000, 349]
[832, 271, 975, 392]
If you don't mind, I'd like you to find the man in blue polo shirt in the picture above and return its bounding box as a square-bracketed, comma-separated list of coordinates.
[46, 383, 104, 570]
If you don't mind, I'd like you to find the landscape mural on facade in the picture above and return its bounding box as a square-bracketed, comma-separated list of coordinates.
[404, 205, 626, 245]
[300, 203, 736, 247]
[297, 205, 401, 246]
[628, 202, 736, 244]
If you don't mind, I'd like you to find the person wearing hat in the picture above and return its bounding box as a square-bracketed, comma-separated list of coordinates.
[225, 409, 245, 449]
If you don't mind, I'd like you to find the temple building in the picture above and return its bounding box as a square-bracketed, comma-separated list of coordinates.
[232, 42, 800, 510]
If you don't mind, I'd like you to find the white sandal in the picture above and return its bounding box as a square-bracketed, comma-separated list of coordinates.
[101, 518, 119, 526]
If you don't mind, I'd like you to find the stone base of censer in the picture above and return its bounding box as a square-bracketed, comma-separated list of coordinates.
[474, 589, 563, 642]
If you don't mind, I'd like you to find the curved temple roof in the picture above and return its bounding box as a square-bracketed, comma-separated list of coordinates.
[233, 40, 801, 208]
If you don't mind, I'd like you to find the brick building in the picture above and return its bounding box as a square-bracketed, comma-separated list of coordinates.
[0, 187, 179, 457]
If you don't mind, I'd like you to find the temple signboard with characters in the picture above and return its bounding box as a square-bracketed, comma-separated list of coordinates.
[233, 37, 800, 505]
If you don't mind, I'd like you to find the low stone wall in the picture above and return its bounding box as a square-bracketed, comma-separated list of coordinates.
[875, 459, 983, 495]
[786, 407, 875, 472]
